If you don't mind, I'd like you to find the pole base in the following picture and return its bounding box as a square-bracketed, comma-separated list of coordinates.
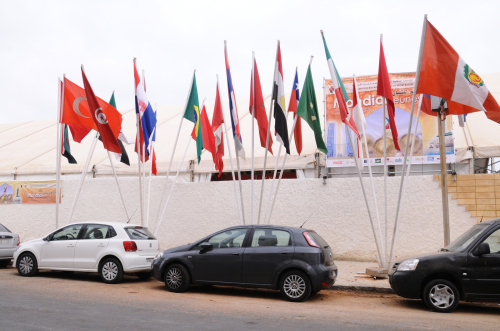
[365, 267, 389, 279]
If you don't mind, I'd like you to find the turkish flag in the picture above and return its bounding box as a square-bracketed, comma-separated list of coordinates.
[81, 69, 122, 154]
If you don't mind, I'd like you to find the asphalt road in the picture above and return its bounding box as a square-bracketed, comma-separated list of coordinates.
[0, 266, 498, 331]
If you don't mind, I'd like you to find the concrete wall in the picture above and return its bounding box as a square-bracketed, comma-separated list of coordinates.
[1, 175, 477, 262]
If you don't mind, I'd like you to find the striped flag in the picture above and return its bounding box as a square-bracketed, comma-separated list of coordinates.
[287, 68, 302, 155]
[273, 44, 289, 154]
[212, 83, 225, 176]
[352, 76, 366, 169]
[225, 45, 245, 159]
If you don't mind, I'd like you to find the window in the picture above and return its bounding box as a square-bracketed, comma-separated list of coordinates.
[481, 228, 500, 254]
[208, 228, 248, 249]
[0, 224, 10, 233]
[445, 224, 489, 252]
[82, 224, 109, 240]
[125, 227, 156, 240]
[251, 229, 291, 247]
[52, 224, 83, 241]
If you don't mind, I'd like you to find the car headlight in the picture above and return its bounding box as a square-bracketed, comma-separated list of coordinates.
[397, 259, 419, 271]
[153, 252, 163, 261]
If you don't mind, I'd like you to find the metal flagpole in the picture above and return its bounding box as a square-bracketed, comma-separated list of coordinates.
[107, 150, 130, 221]
[438, 103, 451, 246]
[257, 40, 279, 224]
[133, 58, 144, 226]
[146, 139, 155, 227]
[55, 76, 64, 230]
[354, 74, 385, 263]
[67, 134, 98, 224]
[388, 15, 428, 268]
[218, 74, 243, 225]
[153, 70, 193, 228]
[380, 35, 389, 267]
[225, 41, 246, 224]
[142, 69, 148, 225]
[251, 51, 255, 225]
[155, 138, 192, 236]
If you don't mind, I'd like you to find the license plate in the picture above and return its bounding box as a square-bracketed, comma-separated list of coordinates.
[146, 258, 153, 263]
[0, 240, 9, 244]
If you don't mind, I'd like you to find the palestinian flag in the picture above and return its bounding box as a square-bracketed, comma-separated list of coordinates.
[61, 124, 77, 164]
[183, 73, 203, 163]
[297, 64, 327, 154]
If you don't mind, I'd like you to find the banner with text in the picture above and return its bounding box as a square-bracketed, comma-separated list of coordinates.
[325, 72, 455, 168]
[0, 180, 61, 204]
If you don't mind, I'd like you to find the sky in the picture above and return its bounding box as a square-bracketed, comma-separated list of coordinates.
[1, 0, 500, 124]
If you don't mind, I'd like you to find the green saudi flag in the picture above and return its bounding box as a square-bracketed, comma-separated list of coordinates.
[183, 73, 203, 163]
[109, 91, 117, 108]
[297, 65, 327, 155]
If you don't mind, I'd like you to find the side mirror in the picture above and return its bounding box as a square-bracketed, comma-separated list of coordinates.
[200, 242, 213, 251]
[473, 243, 490, 256]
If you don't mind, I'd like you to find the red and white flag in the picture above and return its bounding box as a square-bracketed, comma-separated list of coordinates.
[287, 68, 302, 155]
[352, 76, 367, 170]
[212, 83, 225, 176]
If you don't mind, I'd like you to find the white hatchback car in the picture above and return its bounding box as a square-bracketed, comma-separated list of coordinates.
[13, 222, 159, 284]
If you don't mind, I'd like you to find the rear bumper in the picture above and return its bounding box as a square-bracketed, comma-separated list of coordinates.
[120, 253, 156, 273]
[0, 248, 17, 259]
[388, 269, 425, 299]
[311, 264, 337, 292]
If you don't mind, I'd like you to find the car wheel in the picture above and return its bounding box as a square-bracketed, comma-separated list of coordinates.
[136, 272, 151, 280]
[17, 253, 38, 277]
[0, 260, 11, 268]
[99, 258, 124, 284]
[423, 279, 460, 313]
[164, 264, 190, 293]
[279, 270, 311, 302]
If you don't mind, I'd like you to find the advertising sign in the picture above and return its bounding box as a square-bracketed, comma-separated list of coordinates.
[325, 73, 455, 168]
[0, 181, 61, 204]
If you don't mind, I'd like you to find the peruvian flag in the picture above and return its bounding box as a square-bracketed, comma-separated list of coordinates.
[352, 76, 366, 169]
[377, 41, 400, 151]
[416, 19, 500, 124]
[212, 83, 225, 176]
[287, 68, 302, 155]
[249, 56, 273, 154]
[80, 68, 122, 154]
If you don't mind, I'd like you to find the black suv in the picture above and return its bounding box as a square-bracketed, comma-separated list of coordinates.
[389, 218, 500, 312]
[151, 225, 337, 301]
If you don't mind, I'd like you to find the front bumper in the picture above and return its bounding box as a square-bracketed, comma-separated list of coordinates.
[151, 259, 163, 281]
[388, 268, 426, 299]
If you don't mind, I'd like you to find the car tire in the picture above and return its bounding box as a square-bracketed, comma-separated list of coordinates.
[0, 260, 11, 268]
[164, 264, 190, 293]
[422, 279, 460, 313]
[16, 253, 38, 277]
[279, 270, 312, 302]
[99, 257, 124, 284]
[136, 272, 151, 280]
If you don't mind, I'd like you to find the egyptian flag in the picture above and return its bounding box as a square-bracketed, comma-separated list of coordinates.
[273, 44, 290, 154]
[212, 83, 225, 177]
[287, 68, 302, 155]
[377, 41, 400, 151]
[81, 68, 122, 154]
[250, 56, 273, 154]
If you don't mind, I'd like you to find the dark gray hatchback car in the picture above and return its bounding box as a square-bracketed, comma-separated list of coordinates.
[151, 225, 337, 301]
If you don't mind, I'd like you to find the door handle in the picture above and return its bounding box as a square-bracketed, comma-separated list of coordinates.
[280, 251, 290, 254]
[67, 244, 74, 247]
[98, 244, 105, 247]
[232, 252, 242, 255]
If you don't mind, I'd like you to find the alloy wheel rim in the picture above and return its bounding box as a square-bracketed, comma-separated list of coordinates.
[166, 268, 182, 289]
[429, 284, 455, 309]
[19, 256, 33, 274]
[102, 262, 118, 280]
[283, 275, 306, 298]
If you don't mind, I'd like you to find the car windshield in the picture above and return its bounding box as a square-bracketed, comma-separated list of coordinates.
[0, 224, 10, 232]
[125, 227, 156, 240]
[444, 224, 489, 252]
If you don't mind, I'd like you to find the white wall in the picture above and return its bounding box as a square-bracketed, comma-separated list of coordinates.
[1, 175, 476, 262]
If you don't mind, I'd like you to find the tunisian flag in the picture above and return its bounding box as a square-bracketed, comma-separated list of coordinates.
[249, 57, 273, 154]
[212, 83, 225, 176]
[377, 41, 400, 151]
[81, 68, 122, 154]
[416, 19, 500, 123]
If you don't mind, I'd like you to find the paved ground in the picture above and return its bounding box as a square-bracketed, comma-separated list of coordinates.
[334, 260, 390, 289]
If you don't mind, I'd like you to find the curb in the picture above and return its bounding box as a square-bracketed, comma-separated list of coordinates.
[328, 284, 395, 294]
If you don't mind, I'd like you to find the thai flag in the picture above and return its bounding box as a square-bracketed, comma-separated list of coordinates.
[224, 49, 245, 159]
[134, 63, 157, 158]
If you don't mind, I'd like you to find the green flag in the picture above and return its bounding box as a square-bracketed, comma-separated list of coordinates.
[183, 73, 203, 163]
[296, 65, 327, 155]
[62, 124, 77, 164]
[109, 91, 117, 108]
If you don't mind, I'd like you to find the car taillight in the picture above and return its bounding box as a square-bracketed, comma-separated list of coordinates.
[17, 235, 21, 246]
[123, 241, 137, 252]
[303, 232, 320, 248]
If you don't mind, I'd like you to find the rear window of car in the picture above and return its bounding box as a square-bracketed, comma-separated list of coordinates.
[0, 224, 10, 232]
[309, 231, 329, 248]
[124, 227, 156, 240]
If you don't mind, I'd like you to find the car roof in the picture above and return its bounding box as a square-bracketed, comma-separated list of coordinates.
[222, 224, 308, 232]
[67, 222, 149, 228]
[477, 218, 500, 225]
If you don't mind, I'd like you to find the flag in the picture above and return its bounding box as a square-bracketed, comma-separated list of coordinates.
[212, 83, 225, 176]
[134, 63, 157, 160]
[191, 103, 216, 162]
[61, 124, 77, 164]
[421, 94, 434, 117]
[225, 45, 245, 159]
[288, 68, 302, 155]
[107, 92, 130, 166]
[80, 69, 122, 154]
[377, 41, 400, 151]
[250, 57, 273, 154]
[321, 32, 359, 138]
[416, 20, 500, 123]
[297, 64, 327, 154]
[352, 76, 367, 169]
[184, 73, 203, 163]
[272, 44, 289, 154]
